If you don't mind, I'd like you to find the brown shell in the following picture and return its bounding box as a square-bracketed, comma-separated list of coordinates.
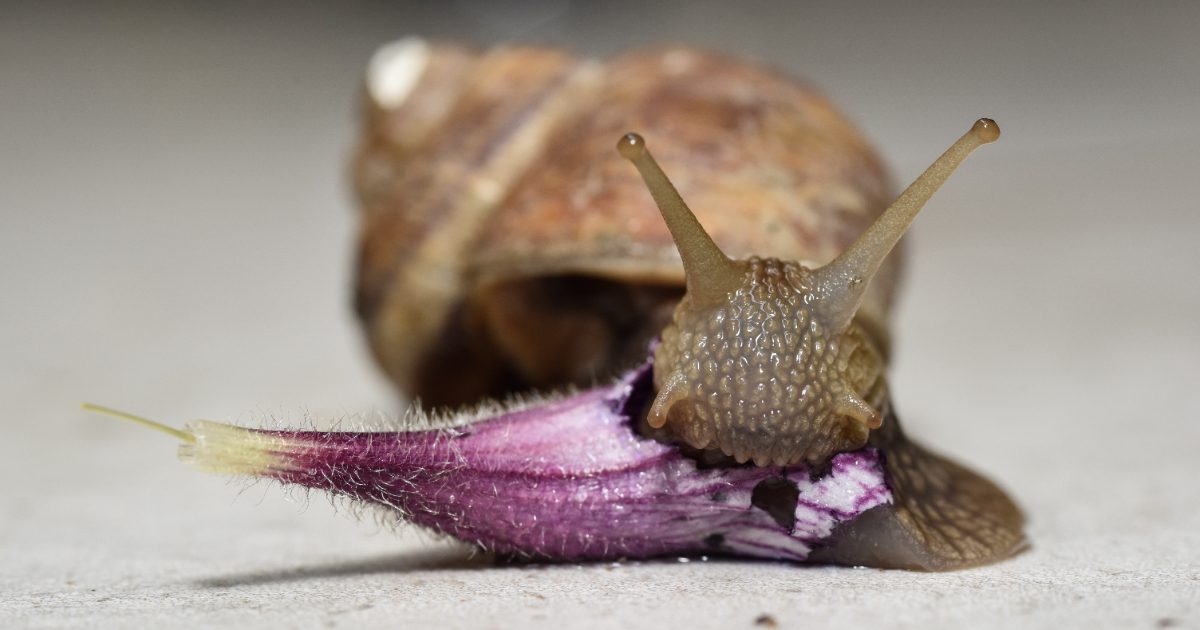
[353, 42, 897, 407]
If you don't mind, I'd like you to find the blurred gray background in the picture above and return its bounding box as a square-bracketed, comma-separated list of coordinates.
[2, 2, 1198, 628]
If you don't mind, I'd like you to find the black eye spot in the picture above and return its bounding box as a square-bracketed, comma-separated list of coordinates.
[711, 491, 728, 503]
[751, 477, 799, 530]
[703, 533, 726, 549]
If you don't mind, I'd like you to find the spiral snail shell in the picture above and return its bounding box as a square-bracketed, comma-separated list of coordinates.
[352, 39, 897, 409]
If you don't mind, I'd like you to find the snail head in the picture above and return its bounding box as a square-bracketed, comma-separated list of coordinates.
[618, 119, 1000, 466]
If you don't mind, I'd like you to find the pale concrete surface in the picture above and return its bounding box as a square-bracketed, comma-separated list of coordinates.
[1, 2, 1198, 628]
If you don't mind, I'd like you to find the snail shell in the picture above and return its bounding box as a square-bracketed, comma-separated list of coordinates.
[352, 39, 897, 408]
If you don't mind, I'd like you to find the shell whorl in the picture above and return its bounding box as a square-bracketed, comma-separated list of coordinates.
[352, 41, 895, 407]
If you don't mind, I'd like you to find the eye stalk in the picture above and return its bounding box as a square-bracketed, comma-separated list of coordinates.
[617, 133, 742, 306]
[620, 119, 999, 466]
[811, 118, 1000, 331]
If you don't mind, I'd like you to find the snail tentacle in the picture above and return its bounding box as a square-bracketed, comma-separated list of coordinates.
[813, 118, 1000, 332]
[616, 133, 742, 307]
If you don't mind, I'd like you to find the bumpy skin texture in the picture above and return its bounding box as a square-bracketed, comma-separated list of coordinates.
[352, 44, 896, 407]
[653, 257, 885, 466]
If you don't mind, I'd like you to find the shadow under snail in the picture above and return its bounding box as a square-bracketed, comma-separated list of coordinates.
[92, 40, 1026, 572]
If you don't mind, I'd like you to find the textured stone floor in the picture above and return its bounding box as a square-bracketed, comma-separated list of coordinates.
[2, 3, 1197, 628]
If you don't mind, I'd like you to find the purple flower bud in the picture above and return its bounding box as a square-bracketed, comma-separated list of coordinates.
[175, 363, 891, 563]
[90, 360, 1024, 570]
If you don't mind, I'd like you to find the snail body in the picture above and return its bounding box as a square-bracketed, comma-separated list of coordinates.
[619, 120, 998, 467]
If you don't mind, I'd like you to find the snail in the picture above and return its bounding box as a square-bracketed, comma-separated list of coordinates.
[351, 40, 1023, 567]
[92, 39, 1025, 572]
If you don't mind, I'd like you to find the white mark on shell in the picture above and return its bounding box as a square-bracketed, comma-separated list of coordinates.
[367, 37, 431, 109]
